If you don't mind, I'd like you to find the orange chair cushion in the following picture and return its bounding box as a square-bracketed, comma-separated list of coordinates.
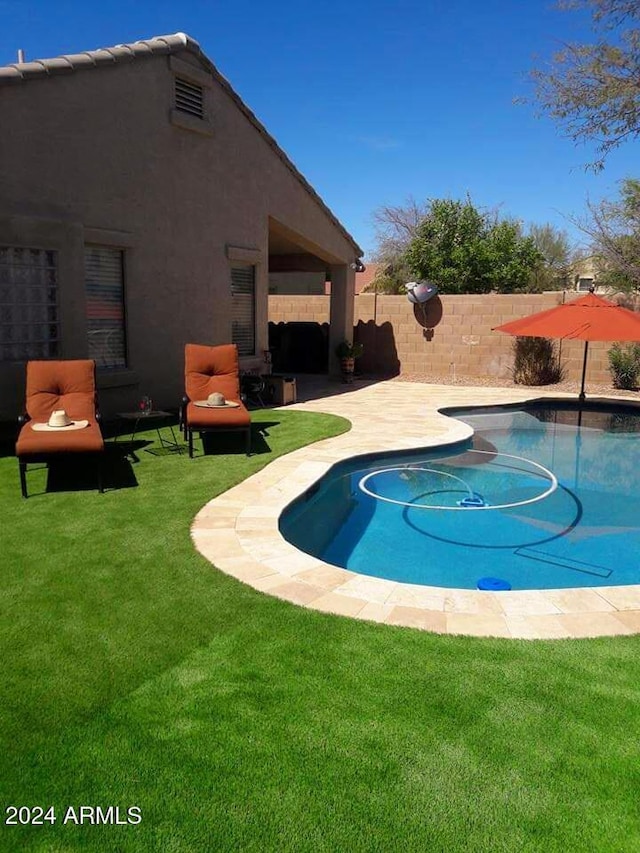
[16, 421, 104, 456]
[16, 359, 104, 457]
[25, 359, 98, 422]
[185, 343, 242, 404]
[186, 400, 251, 430]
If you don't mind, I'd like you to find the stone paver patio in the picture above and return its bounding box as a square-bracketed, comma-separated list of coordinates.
[191, 379, 640, 639]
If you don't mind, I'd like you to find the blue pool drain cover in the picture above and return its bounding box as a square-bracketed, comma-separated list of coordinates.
[477, 577, 512, 591]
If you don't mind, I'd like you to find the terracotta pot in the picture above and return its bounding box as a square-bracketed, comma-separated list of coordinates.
[340, 356, 355, 383]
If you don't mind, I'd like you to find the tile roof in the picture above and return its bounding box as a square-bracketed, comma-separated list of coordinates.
[0, 33, 192, 83]
[0, 32, 362, 256]
[355, 262, 379, 294]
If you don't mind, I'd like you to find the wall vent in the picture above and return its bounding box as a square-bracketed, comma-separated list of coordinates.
[174, 76, 204, 119]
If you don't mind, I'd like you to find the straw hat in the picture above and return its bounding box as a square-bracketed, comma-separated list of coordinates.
[32, 409, 89, 431]
[194, 392, 240, 408]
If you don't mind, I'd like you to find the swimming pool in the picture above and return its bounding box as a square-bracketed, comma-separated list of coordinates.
[280, 403, 640, 591]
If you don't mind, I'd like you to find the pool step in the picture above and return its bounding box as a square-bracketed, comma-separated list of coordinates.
[514, 547, 612, 579]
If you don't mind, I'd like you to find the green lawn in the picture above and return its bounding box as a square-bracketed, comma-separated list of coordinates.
[2, 409, 640, 852]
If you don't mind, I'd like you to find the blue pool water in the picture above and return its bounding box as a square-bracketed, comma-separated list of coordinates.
[279, 403, 640, 590]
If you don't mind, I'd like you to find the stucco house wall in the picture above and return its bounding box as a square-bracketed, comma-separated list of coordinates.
[0, 34, 360, 418]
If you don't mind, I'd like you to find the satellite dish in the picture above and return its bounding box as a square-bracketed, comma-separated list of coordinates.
[406, 281, 439, 304]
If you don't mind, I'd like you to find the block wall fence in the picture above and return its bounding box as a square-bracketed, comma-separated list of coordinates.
[268, 293, 615, 384]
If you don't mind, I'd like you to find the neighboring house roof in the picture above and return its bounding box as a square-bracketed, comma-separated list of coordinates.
[323, 261, 378, 295]
[0, 32, 363, 257]
[355, 262, 379, 294]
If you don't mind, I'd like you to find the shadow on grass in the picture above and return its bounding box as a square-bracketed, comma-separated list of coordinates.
[197, 421, 277, 457]
[21, 445, 139, 497]
[112, 437, 183, 463]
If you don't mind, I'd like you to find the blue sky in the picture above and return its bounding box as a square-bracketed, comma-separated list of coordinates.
[1, 0, 637, 258]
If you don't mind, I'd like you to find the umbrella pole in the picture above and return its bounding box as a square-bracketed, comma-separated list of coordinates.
[574, 428, 582, 489]
[578, 340, 589, 403]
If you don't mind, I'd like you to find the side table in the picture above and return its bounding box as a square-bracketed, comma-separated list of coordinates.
[115, 410, 183, 455]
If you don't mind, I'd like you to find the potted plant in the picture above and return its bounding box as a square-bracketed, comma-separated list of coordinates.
[335, 340, 364, 383]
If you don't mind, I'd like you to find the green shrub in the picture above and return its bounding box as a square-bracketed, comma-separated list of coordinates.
[512, 336, 565, 385]
[608, 342, 640, 389]
[335, 340, 364, 359]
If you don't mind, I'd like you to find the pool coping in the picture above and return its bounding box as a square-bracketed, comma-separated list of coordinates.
[191, 380, 640, 640]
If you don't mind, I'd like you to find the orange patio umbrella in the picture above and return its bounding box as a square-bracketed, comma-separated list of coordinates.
[493, 292, 640, 401]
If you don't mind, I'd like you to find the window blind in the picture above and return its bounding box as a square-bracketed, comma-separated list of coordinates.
[231, 265, 256, 356]
[85, 246, 126, 369]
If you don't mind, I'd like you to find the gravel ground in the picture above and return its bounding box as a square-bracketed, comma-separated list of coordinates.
[391, 371, 640, 400]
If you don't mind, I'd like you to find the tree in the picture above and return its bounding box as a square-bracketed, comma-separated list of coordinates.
[575, 177, 640, 290]
[527, 223, 574, 290]
[404, 197, 542, 294]
[371, 197, 428, 258]
[364, 258, 413, 295]
[366, 197, 428, 293]
[531, 0, 640, 170]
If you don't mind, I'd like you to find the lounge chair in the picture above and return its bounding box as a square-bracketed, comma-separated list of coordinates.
[182, 343, 252, 457]
[15, 359, 105, 498]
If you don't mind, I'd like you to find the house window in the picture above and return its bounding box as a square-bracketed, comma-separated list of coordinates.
[231, 265, 256, 356]
[85, 246, 127, 369]
[577, 277, 594, 292]
[174, 76, 205, 119]
[0, 246, 59, 362]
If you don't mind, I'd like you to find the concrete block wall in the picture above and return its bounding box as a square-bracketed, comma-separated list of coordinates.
[268, 293, 618, 385]
[268, 296, 330, 325]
